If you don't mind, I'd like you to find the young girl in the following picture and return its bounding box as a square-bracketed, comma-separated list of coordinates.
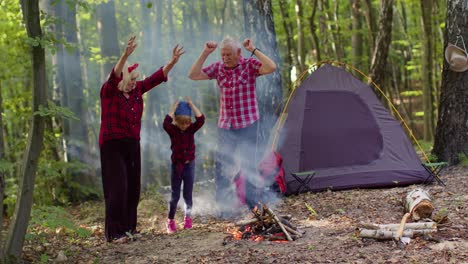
[163, 96, 205, 234]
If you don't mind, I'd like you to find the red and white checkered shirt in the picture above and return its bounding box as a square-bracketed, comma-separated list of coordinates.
[203, 56, 262, 129]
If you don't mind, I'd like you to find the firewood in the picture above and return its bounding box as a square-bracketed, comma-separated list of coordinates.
[235, 218, 262, 226]
[263, 204, 293, 241]
[404, 189, 434, 220]
[395, 213, 411, 239]
[358, 228, 435, 239]
[360, 222, 437, 231]
[283, 224, 302, 238]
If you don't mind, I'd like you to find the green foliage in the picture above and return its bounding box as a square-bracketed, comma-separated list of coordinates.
[28, 206, 92, 239]
[458, 153, 468, 166]
[400, 90, 423, 97]
[35, 158, 100, 205]
[35, 100, 79, 120]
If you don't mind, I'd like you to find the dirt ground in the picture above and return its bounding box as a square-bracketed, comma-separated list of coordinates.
[21, 165, 467, 264]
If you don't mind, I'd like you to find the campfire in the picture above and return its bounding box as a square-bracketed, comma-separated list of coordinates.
[224, 204, 303, 243]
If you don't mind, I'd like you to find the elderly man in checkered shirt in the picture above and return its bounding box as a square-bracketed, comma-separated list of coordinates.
[189, 36, 277, 217]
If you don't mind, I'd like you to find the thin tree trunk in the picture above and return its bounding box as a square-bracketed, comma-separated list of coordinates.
[362, 0, 377, 57]
[308, 0, 321, 62]
[420, 0, 434, 141]
[97, 0, 119, 82]
[0, 81, 5, 261]
[5, 0, 47, 261]
[278, 0, 295, 83]
[140, 0, 157, 188]
[62, 2, 93, 200]
[295, 0, 306, 72]
[368, 0, 394, 91]
[350, 0, 363, 70]
[433, 0, 468, 164]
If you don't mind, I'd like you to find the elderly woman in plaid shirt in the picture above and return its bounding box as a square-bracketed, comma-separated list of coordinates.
[188, 36, 276, 217]
[99, 36, 184, 243]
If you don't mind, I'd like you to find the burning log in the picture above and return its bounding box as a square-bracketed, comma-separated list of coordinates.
[263, 204, 293, 241]
[224, 204, 300, 243]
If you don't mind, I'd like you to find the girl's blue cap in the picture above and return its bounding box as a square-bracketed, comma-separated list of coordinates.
[175, 101, 192, 116]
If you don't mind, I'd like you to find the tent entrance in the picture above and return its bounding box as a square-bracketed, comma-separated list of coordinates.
[300, 90, 383, 170]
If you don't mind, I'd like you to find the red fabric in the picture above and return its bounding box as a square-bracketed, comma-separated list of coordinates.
[258, 151, 286, 194]
[202, 56, 262, 129]
[99, 67, 167, 146]
[128, 63, 139, 73]
[233, 151, 286, 204]
[163, 114, 205, 176]
[233, 171, 246, 205]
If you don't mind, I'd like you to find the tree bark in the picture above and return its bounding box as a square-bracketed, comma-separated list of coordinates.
[278, 0, 295, 83]
[420, 0, 435, 141]
[0, 81, 5, 261]
[242, 0, 283, 148]
[350, 0, 363, 70]
[295, 0, 306, 72]
[308, 0, 321, 62]
[97, 0, 120, 81]
[368, 0, 394, 90]
[61, 1, 93, 200]
[362, 0, 377, 56]
[5, 0, 47, 261]
[403, 188, 434, 220]
[433, 0, 468, 164]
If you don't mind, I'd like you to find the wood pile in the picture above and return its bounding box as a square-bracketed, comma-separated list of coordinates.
[224, 203, 303, 243]
[357, 189, 437, 243]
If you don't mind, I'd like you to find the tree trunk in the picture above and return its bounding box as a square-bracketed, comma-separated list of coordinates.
[420, 0, 435, 141]
[295, 0, 306, 73]
[433, 0, 468, 164]
[308, 0, 321, 62]
[243, 0, 283, 149]
[368, 0, 394, 90]
[350, 0, 363, 70]
[362, 0, 377, 57]
[4, 0, 47, 261]
[97, 0, 119, 82]
[61, 1, 93, 200]
[278, 0, 295, 83]
[0, 81, 5, 261]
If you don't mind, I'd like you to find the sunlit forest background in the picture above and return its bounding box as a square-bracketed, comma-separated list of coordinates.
[0, 0, 448, 214]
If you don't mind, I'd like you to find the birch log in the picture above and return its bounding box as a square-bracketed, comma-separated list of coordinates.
[360, 222, 437, 230]
[358, 228, 435, 239]
[404, 189, 434, 220]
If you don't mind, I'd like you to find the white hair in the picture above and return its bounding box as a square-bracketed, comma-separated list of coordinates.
[220, 36, 241, 52]
[117, 64, 140, 91]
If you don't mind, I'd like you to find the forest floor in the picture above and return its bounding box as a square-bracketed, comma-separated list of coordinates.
[16, 165, 468, 263]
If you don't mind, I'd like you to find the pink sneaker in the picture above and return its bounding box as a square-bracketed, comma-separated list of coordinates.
[183, 216, 192, 229]
[167, 219, 176, 234]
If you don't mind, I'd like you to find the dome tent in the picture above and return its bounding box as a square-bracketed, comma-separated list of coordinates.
[275, 63, 430, 196]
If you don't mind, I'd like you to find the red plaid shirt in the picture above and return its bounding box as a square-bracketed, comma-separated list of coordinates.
[163, 114, 205, 174]
[203, 56, 262, 129]
[99, 67, 167, 146]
